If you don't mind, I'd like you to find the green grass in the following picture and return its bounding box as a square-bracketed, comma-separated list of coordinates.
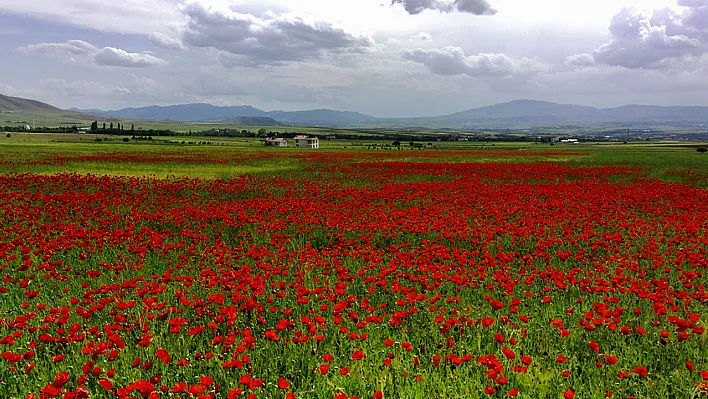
[0, 135, 707, 185]
[0, 135, 706, 399]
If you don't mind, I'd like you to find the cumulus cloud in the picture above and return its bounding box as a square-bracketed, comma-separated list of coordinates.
[149, 32, 186, 50]
[94, 47, 167, 67]
[565, 53, 596, 67]
[179, 0, 375, 67]
[391, 0, 496, 15]
[568, 1, 708, 69]
[403, 46, 545, 77]
[15, 40, 167, 68]
[410, 32, 432, 41]
[16, 40, 97, 56]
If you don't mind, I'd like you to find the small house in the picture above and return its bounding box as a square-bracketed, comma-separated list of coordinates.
[293, 135, 319, 149]
[265, 137, 288, 147]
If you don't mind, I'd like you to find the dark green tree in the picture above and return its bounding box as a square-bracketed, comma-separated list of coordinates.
[90, 121, 98, 132]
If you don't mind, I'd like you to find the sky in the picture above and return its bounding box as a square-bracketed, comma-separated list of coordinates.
[2, 0, 708, 117]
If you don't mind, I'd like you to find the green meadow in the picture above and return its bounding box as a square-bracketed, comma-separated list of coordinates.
[0, 134, 706, 185]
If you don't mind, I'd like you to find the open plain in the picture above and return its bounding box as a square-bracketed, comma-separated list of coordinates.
[0, 137, 706, 398]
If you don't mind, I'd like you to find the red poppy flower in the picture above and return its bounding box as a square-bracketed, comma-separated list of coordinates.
[156, 348, 171, 365]
[686, 362, 694, 372]
[278, 377, 290, 389]
[98, 379, 113, 391]
[352, 350, 364, 361]
[170, 382, 187, 393]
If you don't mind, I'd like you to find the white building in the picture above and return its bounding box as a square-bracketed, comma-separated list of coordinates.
[265, 137, 288, 147]
[293, 135, 319, 149]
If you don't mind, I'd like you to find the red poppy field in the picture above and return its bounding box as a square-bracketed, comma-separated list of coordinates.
[0, 145, 707, 399]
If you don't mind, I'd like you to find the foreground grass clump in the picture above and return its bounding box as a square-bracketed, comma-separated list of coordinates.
[0, 146, 706, 399]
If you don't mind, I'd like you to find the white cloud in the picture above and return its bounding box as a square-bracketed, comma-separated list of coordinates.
[569, 1, 708, 69]
[16, 40, 97, 56]
[94, 47, 168, 67]
[403, 46, 546, 77]
[391, 0, 496, 15]
[179, 0, 375, 67]
[149, 32, 186, 51]
[15, 40, 167, 68]
[410, 32, 432, 41]
[565, 53, 596, 67]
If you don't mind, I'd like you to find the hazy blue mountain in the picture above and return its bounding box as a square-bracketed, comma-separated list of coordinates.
[597, 105, 708, 123]
[403, 100, 708, 128]
[56, 98, 708, 128]
[444, 100, 598, 120]
[267, 109, 378, 125]
[76, 103, 269, 122]
[75, 103, 377, 127]
[206, 116, 283, 126]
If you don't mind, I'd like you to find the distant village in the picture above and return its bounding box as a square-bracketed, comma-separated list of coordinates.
[265, 135, 319, 148]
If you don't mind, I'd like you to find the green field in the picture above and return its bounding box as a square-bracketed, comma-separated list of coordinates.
[0, 135, 707, 399]
[0, 134, 706, 184]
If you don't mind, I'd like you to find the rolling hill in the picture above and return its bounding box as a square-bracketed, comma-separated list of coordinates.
[0, 93, 63, 113]
[403, 100, 708, 129]
[75, 99, 708, 129]
[7, 93, 708, 130]
[1, 94, 116, 127]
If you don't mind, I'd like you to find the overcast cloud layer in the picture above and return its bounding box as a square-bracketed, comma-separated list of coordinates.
[2, 0, 708, 117]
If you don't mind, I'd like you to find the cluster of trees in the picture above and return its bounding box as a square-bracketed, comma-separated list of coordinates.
[0, 126, 80, 133]
[90, 121, 178, 137]
[90, 121, 136, 134]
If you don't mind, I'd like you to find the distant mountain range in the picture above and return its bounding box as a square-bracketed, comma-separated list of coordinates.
[72, 100, 708, 129]
[70, 104, 377, 127]
[4, 93, 708, 129]
[419, 100, 708, 128]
